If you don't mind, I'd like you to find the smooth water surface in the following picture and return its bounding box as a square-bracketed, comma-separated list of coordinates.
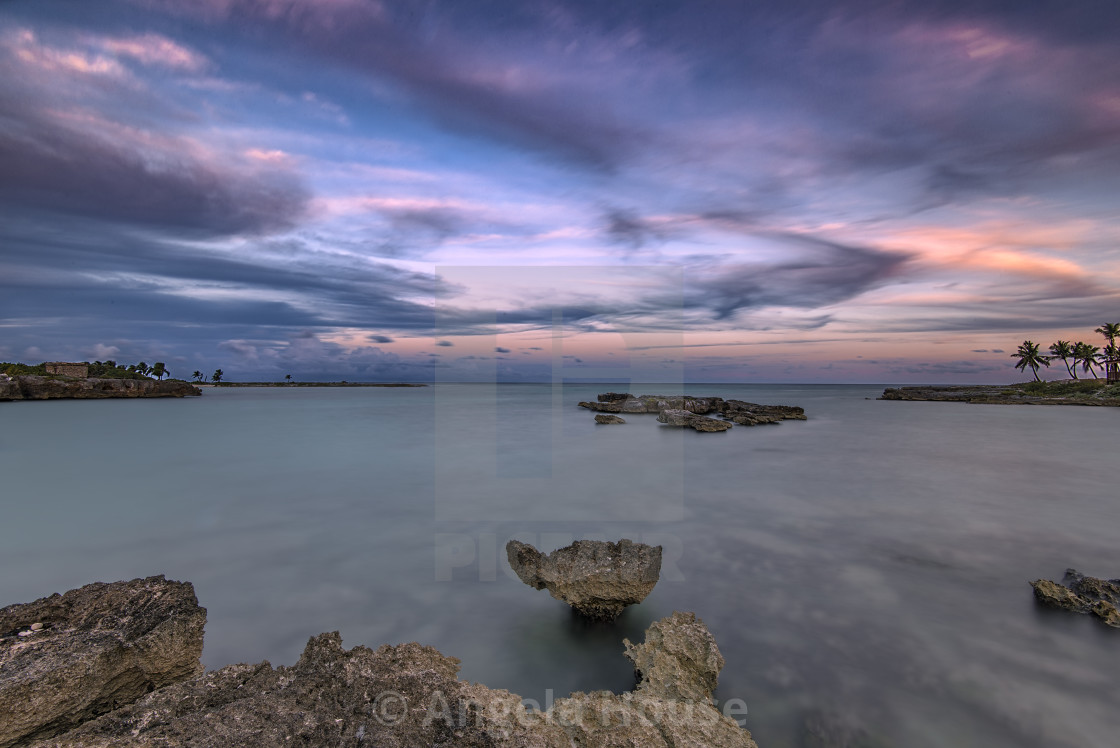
[2, 383, 1117, 747]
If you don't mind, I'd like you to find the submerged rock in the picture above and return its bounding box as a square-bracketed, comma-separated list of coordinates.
[657, 408, 733, 432]
[594, 414, 626, 424]
[0, 576, 205, 748]
[1030, 569, 1120, 627]
[34, 613, 757, 748]
[506, 539, 662, 620]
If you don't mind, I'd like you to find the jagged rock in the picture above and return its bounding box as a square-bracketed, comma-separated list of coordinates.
[578, 400, 623, 413]
[624, 611, 723, 704]
[506, 539, 661, 620]
[0, 376, 200, 401]
[0, 576, 206, 748]
[594, 414, 626, 424]
[578, 394, 806, 427]
[34, 613, 757, 748]
[1030, 569, 1120, 627]
[723, 400, 807, 425]
[657, 408, 733, 432]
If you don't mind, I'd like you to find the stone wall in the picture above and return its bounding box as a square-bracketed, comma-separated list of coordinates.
[44, 363, 89, 378]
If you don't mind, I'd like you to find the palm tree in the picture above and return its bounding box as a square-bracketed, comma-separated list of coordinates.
[211, 369, 224, 383]
[285, 374, 292, 383]
[192, 370, 203, 383]
[1049, 341, 1075, 379]
[1073, 342, 1100, 379]
[1095, 322, 1120, 348]
[136, 361, 149, 377]
[1011, 340, 1050, 381]
[151, 362, 167, 381]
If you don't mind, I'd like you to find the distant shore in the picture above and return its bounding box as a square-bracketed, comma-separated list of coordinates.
[199, 382, 426, 388]
[880, 380, 1120, 406]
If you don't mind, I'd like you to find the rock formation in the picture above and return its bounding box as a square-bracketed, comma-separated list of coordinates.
[1030, 569, 1120, 627]
[506, 539, 662, 620]
[594, 414, 626, 424]
[657, 408, 733, 432]
[0, 576, 206, 747]
[1, 578, 757, 747]
[0, 376, 201, 401]
[578, 393, 806, 427]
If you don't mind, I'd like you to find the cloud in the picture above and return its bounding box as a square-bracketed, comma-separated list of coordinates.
[688, 237, 911, 320]
[494, 346, 510, 353]
[0, 30, 309, 236]
[370, 335, 394, 343]
[435, 340, 454, 347]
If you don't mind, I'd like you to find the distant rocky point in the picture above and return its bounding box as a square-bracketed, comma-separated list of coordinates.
[881, 381, 1120, 406]
[579, 393, 806, 431]
[507, 539, 662, 620]
[0, 375, 200, 401]
[1, 576, 757, 747]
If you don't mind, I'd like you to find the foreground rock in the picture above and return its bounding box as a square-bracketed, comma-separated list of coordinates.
[594, 414, 626, 424]
[0, 376, 201, 401]
[578, 393, 806, 426]
[506, 539, 662, 620]
[1031, 569, 1120, 627]
[0, 576, 205, 747]
[658, 408, 733, 432]
[31, 611, 755, 748]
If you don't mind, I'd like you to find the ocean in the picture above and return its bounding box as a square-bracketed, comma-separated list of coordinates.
[1, 383, 1117, 747]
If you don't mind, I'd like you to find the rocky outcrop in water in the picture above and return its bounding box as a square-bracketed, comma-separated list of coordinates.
[578, 393, 806, 427]
[4, 579, 757, 747]
[1031, 569, 1120, 627]
[658, 408, 733, 432]
[506, 539, 662, 620]
[594, 414, 626, 424]
[0, 576, 205, 747]
[0, 376, 201, 401]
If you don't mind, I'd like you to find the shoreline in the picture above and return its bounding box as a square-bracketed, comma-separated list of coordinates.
[199, 381, 426, 388]
[880, 381, 1120, 406]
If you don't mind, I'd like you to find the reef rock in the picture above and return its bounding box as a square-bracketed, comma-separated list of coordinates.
[657, 408, 733, 432]
[578, 393, 806, 426]
[0, 376, 200, 401]
[1030, 569, 1120, 627]
[33, 613, 756, 748]
[0, 576, 205, 748]
[506, 539, 662, 620]
[594, 414, 626, 424]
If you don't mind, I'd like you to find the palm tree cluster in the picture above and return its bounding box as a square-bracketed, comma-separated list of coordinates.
[1012, 323, 1120, 381]
[125, 361, 170, 380]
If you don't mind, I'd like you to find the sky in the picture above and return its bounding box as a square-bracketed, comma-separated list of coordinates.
[2, 0, 1119, 383]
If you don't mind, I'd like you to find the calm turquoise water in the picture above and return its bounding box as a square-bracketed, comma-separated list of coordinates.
[2, 383, 1118, 747]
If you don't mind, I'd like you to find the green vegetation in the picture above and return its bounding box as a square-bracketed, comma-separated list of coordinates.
[211, 369, 224, 383]
[1017, 378, 1118, 398]
[1, 360, 149, 380]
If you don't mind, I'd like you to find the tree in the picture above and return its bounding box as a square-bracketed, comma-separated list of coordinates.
[192, 370, 203, 382]
[1011, 340, 1050, 381]
[151, 362, 167, 381]
[211, 369, 223, 383]
[285, 374, 292, 383]
[1073, 342, 1100, 379]
[136, 361, 149, 377]
[1097, 324, 1120, 381]
[1049, 341, 1075, 379]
